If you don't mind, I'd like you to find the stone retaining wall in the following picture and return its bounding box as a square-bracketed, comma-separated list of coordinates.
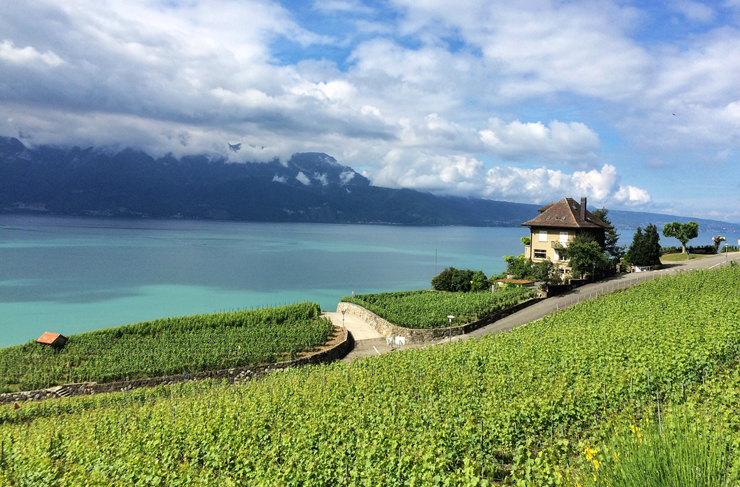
[0, 328, 353, 406]
[337, 298, 543, 344]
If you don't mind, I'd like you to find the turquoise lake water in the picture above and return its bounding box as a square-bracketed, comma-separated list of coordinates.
[0, 215, 527, 347]
[0, 215, 728, 348]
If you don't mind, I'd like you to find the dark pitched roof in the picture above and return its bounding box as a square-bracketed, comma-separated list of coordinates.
[521, 197, 613, 229]
[537, 202, 556, 213]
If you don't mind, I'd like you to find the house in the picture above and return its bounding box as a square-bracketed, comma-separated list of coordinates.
[520, 197, 612, 275]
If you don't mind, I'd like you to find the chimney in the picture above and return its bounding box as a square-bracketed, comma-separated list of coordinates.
[580, 197, 587, 220]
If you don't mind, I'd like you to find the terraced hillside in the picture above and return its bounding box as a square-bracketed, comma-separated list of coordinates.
[1, 266, 739, 485]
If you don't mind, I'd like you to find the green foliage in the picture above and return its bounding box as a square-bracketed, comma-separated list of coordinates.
[504, 255, 533, 280]
[2, 267, 740, 485]
[583, 409, 733, 487]
[0, 303, 332, 391]
[521, 236, 531, 246]
[431, 267, 470, 292]
[431, 268, 491, 293]
[662, 221, 699, 254]
[471, 270, 489, 292]
[626, 224, 662, 267]
[591, 207, 624, 264]
[556, 233, 609, 279]
[531, 259, 558, 283]
[341, 287, 534, 328]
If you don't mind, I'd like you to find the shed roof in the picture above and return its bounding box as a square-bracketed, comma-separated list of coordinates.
[521, 197, 613, 230]
[495, 279, 535, 285]
[37, 332, 66, 345]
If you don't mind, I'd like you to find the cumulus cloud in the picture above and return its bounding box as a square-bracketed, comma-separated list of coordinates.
[479, 118, 600, 166]
[369, 149, 650, 208]
[483, 164, 651, 207]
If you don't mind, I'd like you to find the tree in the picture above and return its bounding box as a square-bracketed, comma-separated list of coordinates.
[591, 207, 625, 265]
[520, 236, 531, 246]
[531, 259, 557, 283]
[626, 224, 661, 266]
[555, 233, 609, 279]
[471, 270, 488, 292]
[502, 255, 533, 280]
[662, 221, 699, 256]
[431, 267, 487, 292]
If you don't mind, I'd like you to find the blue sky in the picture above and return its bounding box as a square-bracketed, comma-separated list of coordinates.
[1, 0, 739, 221]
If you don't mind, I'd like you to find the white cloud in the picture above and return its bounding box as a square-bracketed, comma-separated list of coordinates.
[483, 164, 651, 207]
[296, 171, 311, 185]
[0, 40, 63, 67]
[314, 172, 329, 185]
[1, 0, 738, 219]
[671, 1, 716, 22]
[313, 0, 373, 14]
[272, 174, 287, 183]
[340, 170, 355, 183]
[479, 118, 600, 166]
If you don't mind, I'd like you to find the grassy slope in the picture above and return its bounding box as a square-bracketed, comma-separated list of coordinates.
[0, 303, 333, 392]
[1, 267, 739, 485]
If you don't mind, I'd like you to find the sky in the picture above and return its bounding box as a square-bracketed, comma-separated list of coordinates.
[1, 1, 739, 222]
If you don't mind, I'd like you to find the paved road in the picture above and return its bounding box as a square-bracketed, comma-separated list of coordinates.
[465, 251, 740, 340]
[334, 252, 740, 360]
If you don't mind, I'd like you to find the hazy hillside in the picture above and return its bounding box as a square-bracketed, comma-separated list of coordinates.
[1, 137, 737, 232]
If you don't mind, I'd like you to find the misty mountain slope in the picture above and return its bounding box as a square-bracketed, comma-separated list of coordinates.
[0, 136, 737, 232]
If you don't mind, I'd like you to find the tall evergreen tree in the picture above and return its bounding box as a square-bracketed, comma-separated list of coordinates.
[626, 224, 661, 266]
[591, 207, 625, 264]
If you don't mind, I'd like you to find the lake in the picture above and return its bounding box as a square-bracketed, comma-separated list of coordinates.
[1, 215, 727, 348]
[0, 215, 528, 347]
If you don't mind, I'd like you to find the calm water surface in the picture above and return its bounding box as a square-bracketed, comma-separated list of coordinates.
[0, 215, 527, 347]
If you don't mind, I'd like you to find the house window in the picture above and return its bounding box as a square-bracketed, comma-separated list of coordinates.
[539, 230, 547, 242]
[554, 250, 560, 261]
[534, 249, 547, 259]
[560, 231, 568, 245]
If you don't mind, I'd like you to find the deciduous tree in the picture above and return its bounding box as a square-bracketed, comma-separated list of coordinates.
[662, 221, 699, 255]
[555, 233, 609, 279]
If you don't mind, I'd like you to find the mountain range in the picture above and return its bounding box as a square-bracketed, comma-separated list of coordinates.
[1, 136, 737, 233]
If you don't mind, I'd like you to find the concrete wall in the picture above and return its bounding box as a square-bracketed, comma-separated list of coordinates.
[337, 298, 543, 344]
[0, 328, 353, 405]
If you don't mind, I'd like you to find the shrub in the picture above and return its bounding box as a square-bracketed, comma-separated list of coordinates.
[431, 267, 488, 292]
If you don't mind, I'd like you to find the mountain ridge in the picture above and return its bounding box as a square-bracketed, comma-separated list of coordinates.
[1, 136, 737, 232]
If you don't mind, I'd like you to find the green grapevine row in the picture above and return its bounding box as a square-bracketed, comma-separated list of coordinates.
[1, 267, 739, 485]
[341, 287, 535, 328]
[0, 303, 333, 392]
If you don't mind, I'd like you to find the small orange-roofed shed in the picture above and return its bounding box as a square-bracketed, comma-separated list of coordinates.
[37, 332, 67, 348]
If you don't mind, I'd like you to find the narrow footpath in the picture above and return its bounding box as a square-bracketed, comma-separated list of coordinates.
[325, 252, 740, 361]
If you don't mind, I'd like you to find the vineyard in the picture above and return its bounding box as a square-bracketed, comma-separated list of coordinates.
[0, 303, 334, 392]
[1, 266, 740, 485]
[341, 287, 535, 328]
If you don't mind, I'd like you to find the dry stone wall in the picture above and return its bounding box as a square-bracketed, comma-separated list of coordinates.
[337, 298, 543, 344]
[0, 328, 353, 406]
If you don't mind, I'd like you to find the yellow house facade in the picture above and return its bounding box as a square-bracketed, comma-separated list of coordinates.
[521, 197, 612, 275]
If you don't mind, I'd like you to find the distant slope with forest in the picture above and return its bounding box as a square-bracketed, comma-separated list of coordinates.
[1, 136, 737, 232]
